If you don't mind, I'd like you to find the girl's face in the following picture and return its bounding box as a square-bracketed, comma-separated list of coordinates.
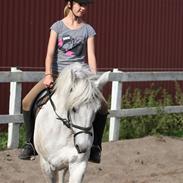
[71, 2, 88, 17]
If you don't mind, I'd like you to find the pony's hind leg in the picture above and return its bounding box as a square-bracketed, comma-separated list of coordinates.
[40, 156, 59, 183]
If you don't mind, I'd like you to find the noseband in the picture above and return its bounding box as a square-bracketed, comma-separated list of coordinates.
[57, 110, 93, 137]
[47, 89, 93, 152]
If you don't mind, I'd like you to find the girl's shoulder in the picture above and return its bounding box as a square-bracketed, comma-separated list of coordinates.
[50, 20, 64, 33]
[82, 21, 94, 29]
[83, 23, 96, 37]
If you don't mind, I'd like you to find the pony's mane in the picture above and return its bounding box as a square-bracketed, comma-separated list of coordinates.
[54, 63, 105, 111]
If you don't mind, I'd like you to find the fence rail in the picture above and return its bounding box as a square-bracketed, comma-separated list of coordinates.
[1, 68, 183, 148]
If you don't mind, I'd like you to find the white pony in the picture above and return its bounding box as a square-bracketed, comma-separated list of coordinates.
[34, 63, 110, 183]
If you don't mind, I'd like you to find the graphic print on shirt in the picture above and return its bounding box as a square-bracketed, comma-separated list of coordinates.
[58, 34, 84, 58]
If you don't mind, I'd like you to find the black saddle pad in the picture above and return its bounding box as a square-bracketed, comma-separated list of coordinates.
[31, 88, 54, 119]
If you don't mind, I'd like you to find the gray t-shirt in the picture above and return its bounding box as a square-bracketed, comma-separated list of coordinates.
[50, 20, 96, 72]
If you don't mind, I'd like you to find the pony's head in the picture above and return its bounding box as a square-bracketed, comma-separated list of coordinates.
[54, 62, 105, 108]
[54, 63, 92, 97]
[54, 63, 109, 153]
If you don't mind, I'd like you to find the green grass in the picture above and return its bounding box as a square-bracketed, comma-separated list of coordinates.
[0, 125, 26, 150]
[0, 132, 8, 150]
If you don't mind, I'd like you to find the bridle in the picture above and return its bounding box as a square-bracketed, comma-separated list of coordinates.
[47, 89, 93, 153]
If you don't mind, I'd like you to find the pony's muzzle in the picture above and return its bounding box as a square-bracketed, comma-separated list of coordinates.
[74, 131, 93, 154]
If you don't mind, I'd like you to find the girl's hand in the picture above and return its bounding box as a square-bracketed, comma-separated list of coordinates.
[43, 74, 54, 88]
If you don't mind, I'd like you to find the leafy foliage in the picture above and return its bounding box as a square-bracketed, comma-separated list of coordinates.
[104, 82, 183, 141]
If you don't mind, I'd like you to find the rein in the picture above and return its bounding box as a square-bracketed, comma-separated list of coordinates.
[46, 88, 93, 136]
[47, 88, 71, 129]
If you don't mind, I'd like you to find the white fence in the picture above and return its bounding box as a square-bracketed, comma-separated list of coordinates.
[1, 68, 183, 149]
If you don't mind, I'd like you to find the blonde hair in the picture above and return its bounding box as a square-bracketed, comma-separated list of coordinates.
[64, 5, 70, 17]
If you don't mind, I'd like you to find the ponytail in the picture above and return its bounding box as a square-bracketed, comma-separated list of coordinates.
[64, 5, 70, 17]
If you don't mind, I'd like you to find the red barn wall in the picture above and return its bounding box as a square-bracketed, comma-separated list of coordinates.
[1, 0, 183, 115]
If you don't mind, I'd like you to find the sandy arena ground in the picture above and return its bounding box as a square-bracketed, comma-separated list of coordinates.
[1, 136, 183, 183]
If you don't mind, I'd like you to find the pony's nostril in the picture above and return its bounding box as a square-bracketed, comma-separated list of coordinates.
[75, 144, 81, 153]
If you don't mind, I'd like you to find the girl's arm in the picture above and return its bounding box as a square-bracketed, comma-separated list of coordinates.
[87, 36, 97, 74]
[44, 30, 57, 87]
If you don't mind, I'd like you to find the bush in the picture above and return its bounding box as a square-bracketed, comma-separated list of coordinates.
[104, 82, 183, 141]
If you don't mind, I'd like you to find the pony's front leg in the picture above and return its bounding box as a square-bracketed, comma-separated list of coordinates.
[40, 156, 59, 183]
[69, 161, 87, 183]
[58, 168, 68, 183]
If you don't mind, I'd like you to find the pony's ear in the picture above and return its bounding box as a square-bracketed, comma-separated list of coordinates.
[95, 71, 111, 90]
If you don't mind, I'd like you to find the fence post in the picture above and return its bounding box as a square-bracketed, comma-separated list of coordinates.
[109, 69, 122, 141]
[7, 67, 22, 149]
